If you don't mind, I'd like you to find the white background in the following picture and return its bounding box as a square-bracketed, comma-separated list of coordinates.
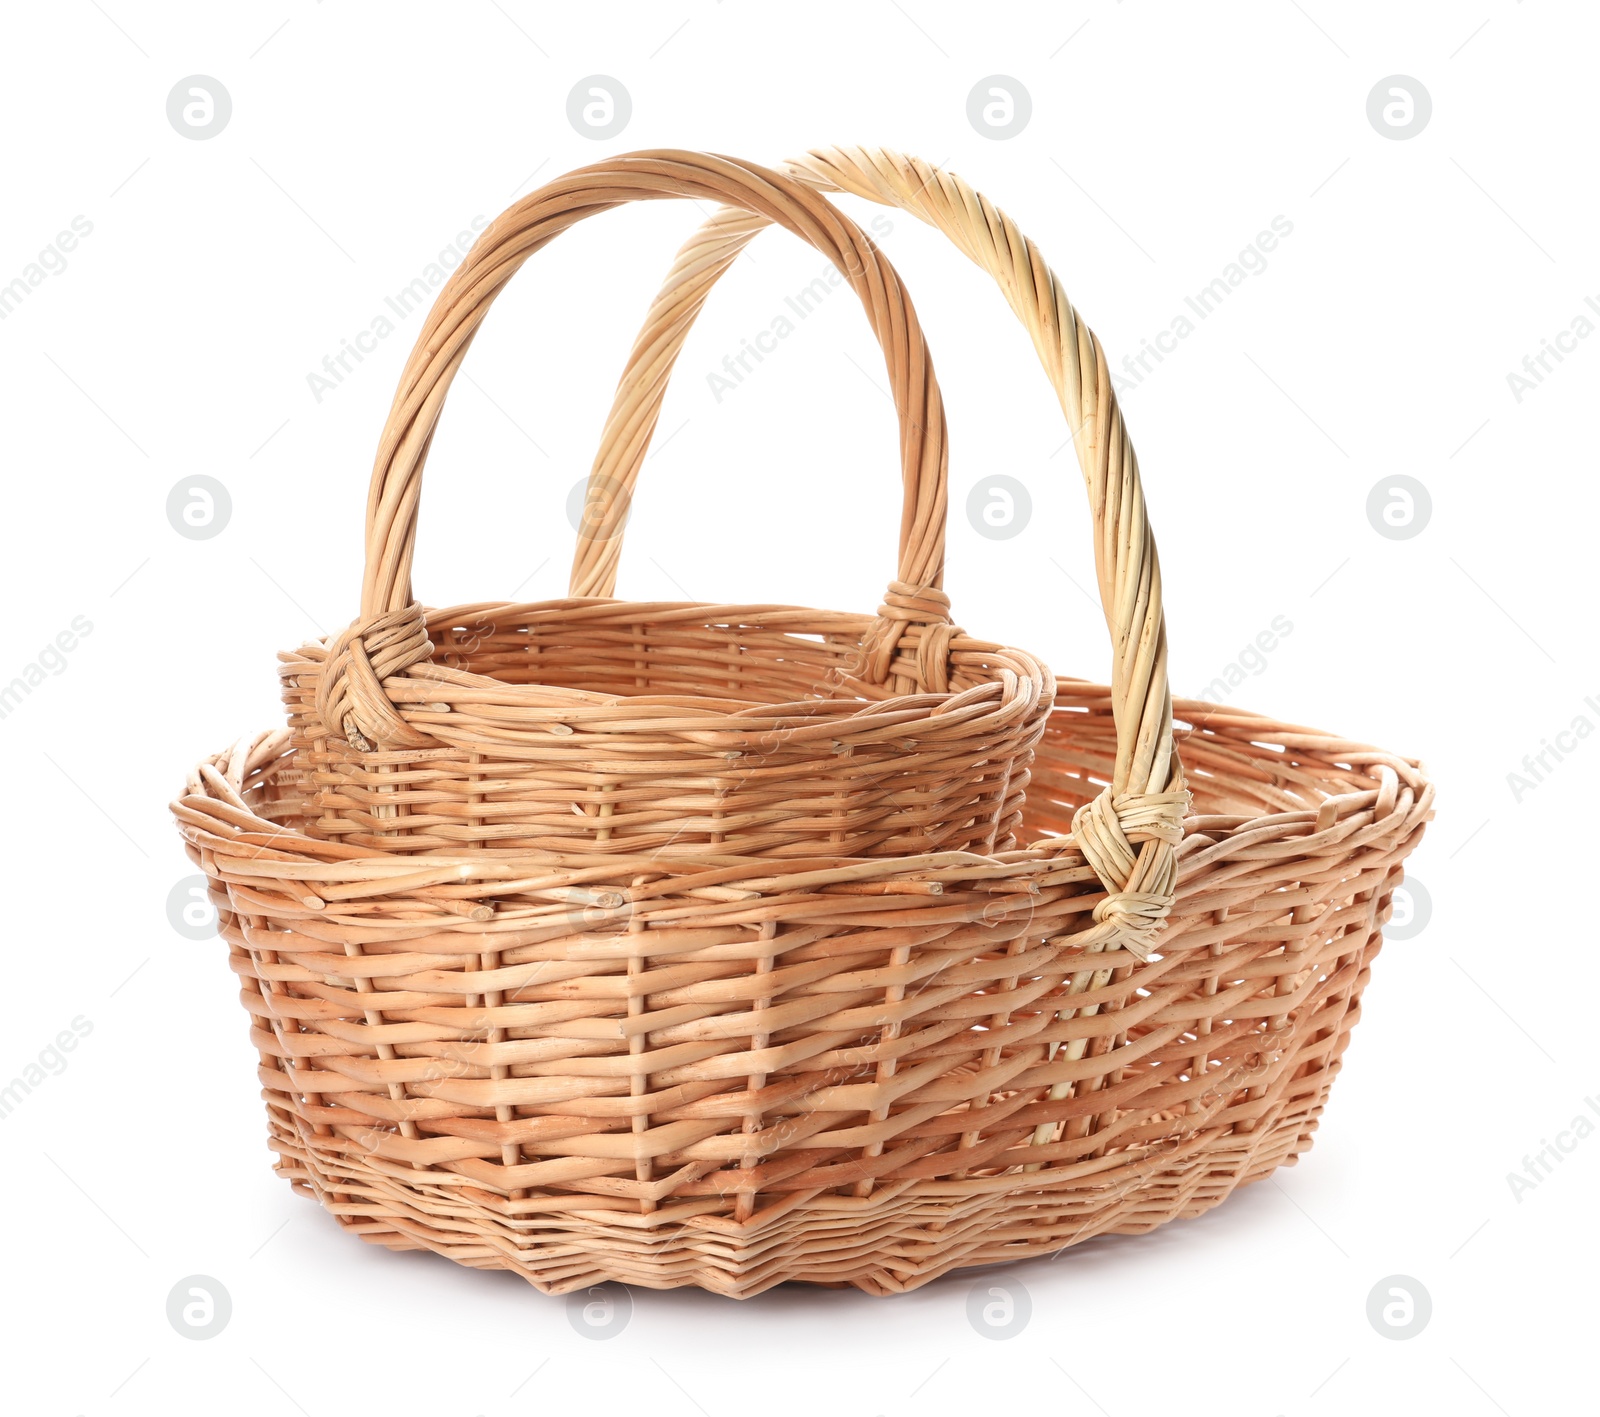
[1, 2, 1594, 1414]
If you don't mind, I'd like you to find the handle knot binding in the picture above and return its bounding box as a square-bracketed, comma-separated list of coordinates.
[1070, 785, 1190, 960]
[867, 580, 955, 688]
[317, 603, 434, 752]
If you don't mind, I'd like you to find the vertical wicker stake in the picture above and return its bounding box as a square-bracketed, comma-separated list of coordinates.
[736, 920, 778, 1224]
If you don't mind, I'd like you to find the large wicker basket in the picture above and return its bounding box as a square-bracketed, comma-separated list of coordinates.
[171, 149, 1432, 1299]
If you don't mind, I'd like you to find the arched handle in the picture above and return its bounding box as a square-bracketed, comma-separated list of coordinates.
[360, 149, 947, 620]
[321, 151, 955, 749]
[570, 147, 1187, 955]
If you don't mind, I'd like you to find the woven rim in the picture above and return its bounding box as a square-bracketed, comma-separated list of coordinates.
[573, 147, 1186, 957]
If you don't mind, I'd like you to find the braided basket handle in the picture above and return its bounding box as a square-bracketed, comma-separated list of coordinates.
[327, 151, 953, 749]
[569, 147, 1187, 957]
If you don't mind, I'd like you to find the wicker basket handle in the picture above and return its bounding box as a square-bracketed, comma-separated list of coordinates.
[321, 153, 951, 751]
[571, 147, 1186, 955]
[354, 150, 946, 632]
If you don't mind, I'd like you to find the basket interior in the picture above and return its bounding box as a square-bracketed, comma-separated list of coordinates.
[426, 605, 995, 703]
[1015, 684, 1382, 842]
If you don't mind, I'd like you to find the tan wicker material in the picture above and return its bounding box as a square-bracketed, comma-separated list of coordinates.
[175, 703, 1428, 1299]
[171, 149, 1433, 1299]
[281, 151, 1054, 861]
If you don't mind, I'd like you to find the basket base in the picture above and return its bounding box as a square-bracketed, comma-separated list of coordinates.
[267, 1087, 1330, 1299]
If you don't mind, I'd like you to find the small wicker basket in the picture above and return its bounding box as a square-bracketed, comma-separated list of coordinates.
[282, 152, 1050, 861]
[172, 149, 1432, 1299]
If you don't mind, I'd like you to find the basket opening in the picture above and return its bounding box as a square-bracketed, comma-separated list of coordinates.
[429, 613, 971, 705]
[1013, 689, 1360, 849]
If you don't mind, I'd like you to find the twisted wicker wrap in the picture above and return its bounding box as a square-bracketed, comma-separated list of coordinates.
[314, 603, 434, 752]
[1067, 789, 1189, 956]
[870, 580, 959, 690]
[571, 147, 1188, 957]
